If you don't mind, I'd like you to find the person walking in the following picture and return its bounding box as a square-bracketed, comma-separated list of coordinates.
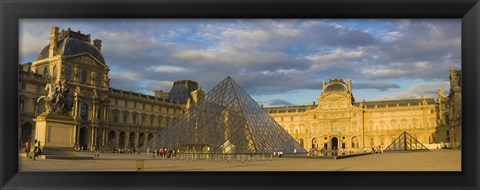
[153, 147, 157, 159]
[25, 140, 30, 153]
[94, 144, 100, 157]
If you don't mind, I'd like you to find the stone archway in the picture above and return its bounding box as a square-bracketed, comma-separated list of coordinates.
[299, 138, 304, 148]
[119, 131, 126, 148]
[331, 137, 338, 150]
[107, 130, 115, 148]
[20, 122, 33, 145]
[79, 127, 89, 150]
[128, 132, 135, 147]
[311, 137, 318, 149]
[148, 133, 153, 142]
[351, 136, 359, 148]
[138, 133, 145, 147]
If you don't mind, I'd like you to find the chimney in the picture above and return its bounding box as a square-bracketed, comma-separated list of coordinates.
[322, 81, 326, 89]
[93, 39, 102, 51]
[347, 79, 352, 93]
[49, 26, 59, 57]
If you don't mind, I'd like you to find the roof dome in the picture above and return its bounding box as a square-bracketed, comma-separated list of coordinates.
[323, 83, 347, 94]
[35, 37, 105, 64]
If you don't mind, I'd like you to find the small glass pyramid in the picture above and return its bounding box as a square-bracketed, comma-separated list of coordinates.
[142, 76, 306, 154]
[384, 131, 430, 151]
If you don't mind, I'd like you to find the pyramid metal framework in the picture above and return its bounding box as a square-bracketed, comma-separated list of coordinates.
[384, 131, 430, 151]
[142, 76, 307, 154]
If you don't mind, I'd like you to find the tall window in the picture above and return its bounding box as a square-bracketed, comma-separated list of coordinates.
[81, 70, 87, 84]
[95, 73, 102, 87]
[19, 99, 25, 112]
[65, 66, 72, 81]
[20, 82, 26, 90]
[113, 112, 118, 123]
[123, 113, 128, 124]
[81, 103, 88, 120]
[52, 65, 57, 78]
[43, 68, 48, 78]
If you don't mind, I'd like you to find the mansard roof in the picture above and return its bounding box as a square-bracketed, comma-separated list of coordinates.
[36, 37, 105, 64]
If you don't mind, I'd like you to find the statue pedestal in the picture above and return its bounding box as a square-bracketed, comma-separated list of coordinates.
[33, 113, 76, 149]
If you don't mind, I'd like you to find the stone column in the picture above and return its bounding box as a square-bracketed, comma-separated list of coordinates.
[73, 124, 79, 146]
[104, 105, 109, 121]
[75, 125, 81, 145]
[90, 126, 96, 150]
[144, 132, 148, 147]
[74, 96, 80, 118]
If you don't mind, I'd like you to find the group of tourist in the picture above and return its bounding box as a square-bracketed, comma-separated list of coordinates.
[371, 145, 384, 154]
[23, 138, 43, 160]
[112, 147, 139, 154]
[146, 147, 175, 159]
[308, 147, 353, 157]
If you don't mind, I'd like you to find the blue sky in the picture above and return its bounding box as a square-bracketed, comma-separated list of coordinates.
[19, 19, 461, 106]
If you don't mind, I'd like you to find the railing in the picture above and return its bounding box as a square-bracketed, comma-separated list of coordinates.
[148, 152, 275, 162]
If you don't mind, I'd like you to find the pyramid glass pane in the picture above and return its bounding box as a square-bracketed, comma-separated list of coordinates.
[141, 76, 306, 154]
[384, 131, 429, 151]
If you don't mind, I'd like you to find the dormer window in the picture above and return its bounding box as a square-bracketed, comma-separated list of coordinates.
[65, 66, 72, 81]
[96, 73, 102, 87]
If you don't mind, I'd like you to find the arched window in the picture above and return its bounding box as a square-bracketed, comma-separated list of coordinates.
[65, 66, 72, 81]
[52, 65, 57, 78]
[43, 67, 48, 78]
[81, 70, 87, 84]
[81, 103, 88, 120]
[96, 73, 102, 87]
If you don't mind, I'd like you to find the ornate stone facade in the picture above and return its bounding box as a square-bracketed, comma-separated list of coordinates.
[435, 68, 462, 148]
[18, 26, 189, 150]
[264, 79, 441, 152]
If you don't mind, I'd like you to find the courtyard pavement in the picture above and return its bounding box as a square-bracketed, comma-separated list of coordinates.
[18, 149, 461, 172]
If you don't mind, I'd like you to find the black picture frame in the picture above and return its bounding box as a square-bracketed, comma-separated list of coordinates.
[1, 0, 479, 189]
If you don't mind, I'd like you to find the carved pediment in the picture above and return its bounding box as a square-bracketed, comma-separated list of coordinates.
[66, 54, 108, 70]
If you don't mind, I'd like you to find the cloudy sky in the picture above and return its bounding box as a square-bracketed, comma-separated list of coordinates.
[19, 19, 461, 106]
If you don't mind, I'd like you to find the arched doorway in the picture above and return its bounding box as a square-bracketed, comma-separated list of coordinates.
[129, 132, 135, 147]
[107, 130, 115, 148]
[311, 138, 318, 149]
[148, 133, 153, 142]
[20, 122, 33, 144]
[138, 133, 145, 147]
[299, 138, 304, 148]
[331, 137, 338, 150]
[79, 127, 89, 150]
[119, 131, 126, 148]
[351, 136, 359, 148]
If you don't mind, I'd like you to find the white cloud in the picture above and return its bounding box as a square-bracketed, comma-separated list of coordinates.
[373, 81, 449, 100]
[150, 65, 186, 73]
[306, 49, 365, 63]
[360, 69, 409, 78]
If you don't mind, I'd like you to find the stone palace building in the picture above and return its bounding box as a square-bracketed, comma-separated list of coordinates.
[18, 26, 462, 152]
[264, 68, 462, 152]
[18, 26, 199, 150]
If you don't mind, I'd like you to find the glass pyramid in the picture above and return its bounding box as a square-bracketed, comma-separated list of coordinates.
[141, 76, 306, 154]
[384, 131, 429, 151]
